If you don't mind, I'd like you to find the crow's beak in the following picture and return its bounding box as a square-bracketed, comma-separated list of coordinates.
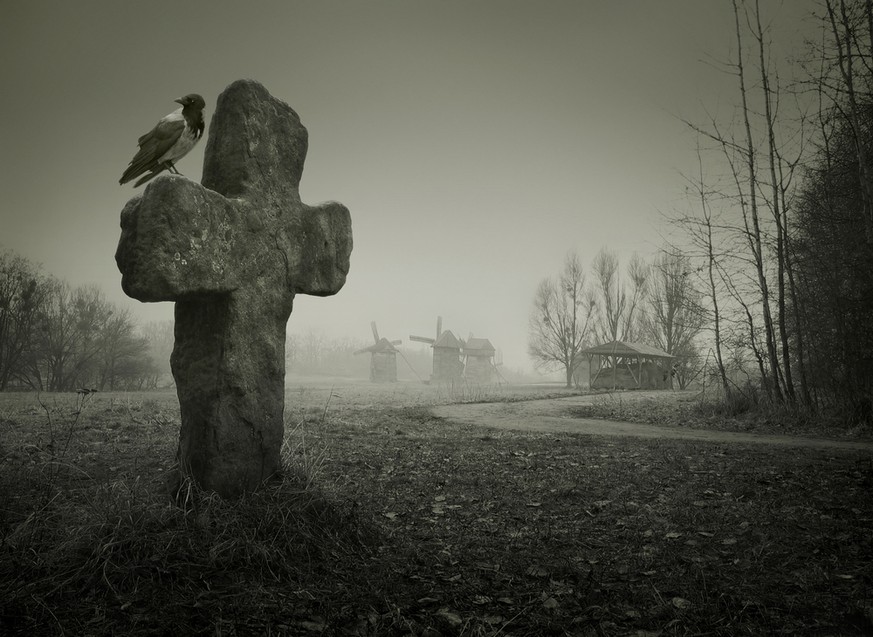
[174, 97, 185, 105]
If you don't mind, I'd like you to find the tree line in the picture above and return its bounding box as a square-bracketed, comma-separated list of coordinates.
[0, 250, 533, 392]
[531, 0, 873, 424]
[682, 0, 873, 421]
[0, 250, 165, 391]
[528, 249, 705, 389]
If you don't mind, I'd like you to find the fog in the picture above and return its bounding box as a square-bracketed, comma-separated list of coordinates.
[1, 1, 818, 375]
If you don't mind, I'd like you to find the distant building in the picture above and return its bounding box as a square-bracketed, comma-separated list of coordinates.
[354, 322, 401, 382]
[431, 330, 465, 384]
[410, 317, 464, 385]
[580, 340, 674, 390]
[463, 337, 496, 385]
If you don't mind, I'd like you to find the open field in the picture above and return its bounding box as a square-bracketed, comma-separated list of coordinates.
[1, 380, 872, 636]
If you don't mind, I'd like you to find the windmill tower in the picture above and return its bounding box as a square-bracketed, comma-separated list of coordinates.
[354, 321, 401, 382]
[462, 336, 496, 385]
[409, 316, 464, 384]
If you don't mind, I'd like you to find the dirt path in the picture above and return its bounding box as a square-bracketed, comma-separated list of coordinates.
[432, 391, 873, 453]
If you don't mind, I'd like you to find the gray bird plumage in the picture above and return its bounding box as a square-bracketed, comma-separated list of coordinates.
[120, 94, 206, 187]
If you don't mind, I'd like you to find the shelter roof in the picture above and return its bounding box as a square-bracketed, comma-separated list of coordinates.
[580, 340, 674, 359]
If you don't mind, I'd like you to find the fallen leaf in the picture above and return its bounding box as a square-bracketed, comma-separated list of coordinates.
[543, 597, 559, 610]
[382, 512, 398, 520]
[665, 532, 682, 540]
[672, 597, 692, 610]
[435, 608, 462, 627]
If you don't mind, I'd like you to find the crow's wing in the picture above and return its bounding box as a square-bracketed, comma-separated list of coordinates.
[119, 112, 185, 185]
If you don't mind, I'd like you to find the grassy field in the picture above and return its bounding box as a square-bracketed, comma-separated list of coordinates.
[1, 380, 871, 636]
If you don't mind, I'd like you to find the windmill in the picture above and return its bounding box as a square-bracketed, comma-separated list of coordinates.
[354, 321, 401, 382]
[409, 316, 464, 384]
[462, 335, 497, 385]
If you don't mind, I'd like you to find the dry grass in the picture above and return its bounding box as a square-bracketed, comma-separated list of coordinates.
[1, 382, 872, 635]
[574, 388, 873, 440]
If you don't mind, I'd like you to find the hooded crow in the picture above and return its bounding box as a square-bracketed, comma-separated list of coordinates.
[119, 94, 206, 187]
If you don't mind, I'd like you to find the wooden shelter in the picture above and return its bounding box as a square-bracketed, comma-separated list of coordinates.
[354, 322, 401, 382]
[410, 316, 464, 384]
[462, 337, 496, 384]
[580, 340, 674, 390]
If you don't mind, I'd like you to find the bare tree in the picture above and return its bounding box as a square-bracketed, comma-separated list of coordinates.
[643, 251, 705, 384]
[592, 249, 623, 344]
[141, 320, 175, 384]
[98, 308, 152, 390]
[300, 329, 326, 374]
[730, 0, 785, 402]
[667, 139, 737, 395]
[749, 0, 809, 403]
[0, 251, 44, 390]
[625, 254, 651, 341]
[286, 332, 301, 373]
[679, 0, 804, 403]
[699, 170, 736, 396]
[528, 252, 595, 388]
[592, 249, 649, 344]
[24, 282, 116, 391]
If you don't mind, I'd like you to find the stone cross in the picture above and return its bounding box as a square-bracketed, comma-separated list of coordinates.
[115, 80, 353, 498]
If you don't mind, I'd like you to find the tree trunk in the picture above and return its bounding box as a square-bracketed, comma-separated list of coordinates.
[732, 0, 784, 403]
[786, 241, 813, 408]
[752, 0, 795, 402]
[694, 142, 731, 396]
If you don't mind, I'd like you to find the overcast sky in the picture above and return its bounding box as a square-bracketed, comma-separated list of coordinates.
[1, 1, 819, 374]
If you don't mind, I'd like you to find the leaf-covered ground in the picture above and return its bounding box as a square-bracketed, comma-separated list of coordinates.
[1, 384, 871, 635]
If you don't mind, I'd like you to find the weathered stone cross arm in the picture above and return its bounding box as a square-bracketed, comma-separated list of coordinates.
[115, 80, 352, 497]
[117, 176, 350, 301]
[118, 80, 351, 302]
